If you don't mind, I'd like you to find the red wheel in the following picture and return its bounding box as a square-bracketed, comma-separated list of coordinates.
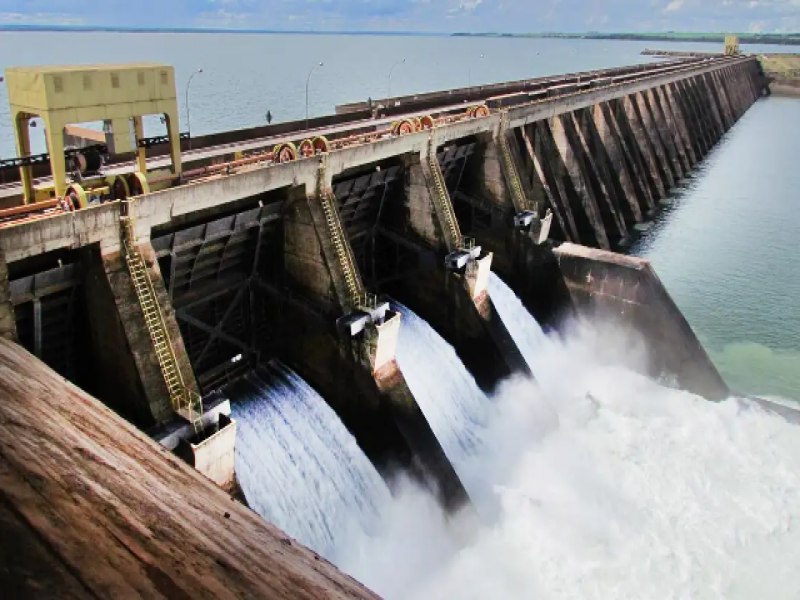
[65, 184, 87, 209]
[420, 115, 435, 130]
[108, 175, 129, 200]
[312, 135, 330, 154]
[299, 139, 314, 158]
[472, 104, 490, 118]
[394, 119, 415, 136]
[127, 172, 150, 196]
[273, 142, 297, 163]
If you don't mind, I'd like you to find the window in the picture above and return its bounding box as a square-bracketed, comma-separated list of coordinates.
[111, 73, 120, 89]
[83, 74, 92, 91]
[53, 76, 63, 93]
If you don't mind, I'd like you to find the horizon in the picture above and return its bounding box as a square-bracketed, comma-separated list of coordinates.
[0, 24, 798, 37]
[1, 0, 799, 35]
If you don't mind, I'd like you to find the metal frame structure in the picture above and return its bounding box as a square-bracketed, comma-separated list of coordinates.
[4, 63, 182, 202]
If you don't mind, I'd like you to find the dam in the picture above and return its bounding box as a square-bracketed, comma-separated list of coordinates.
[0, 50, 787, 596]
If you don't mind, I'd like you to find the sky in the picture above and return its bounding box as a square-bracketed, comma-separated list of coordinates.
[1, 0, 798, 33]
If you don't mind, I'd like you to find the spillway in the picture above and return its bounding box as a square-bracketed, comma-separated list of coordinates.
[393, 302, 490, 470]
[229, 364, 391, 560]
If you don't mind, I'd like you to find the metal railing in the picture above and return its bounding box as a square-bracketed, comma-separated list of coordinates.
[498, 120, 532, 213]
[317, 171, 364, 308]
[121, 215, 203, 433]
[427, 140, 463, 249]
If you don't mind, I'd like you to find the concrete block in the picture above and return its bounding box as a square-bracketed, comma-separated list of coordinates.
[179, 414, 237, 490]
[368, 311, 401, 373]
[465, 252, 493, 301]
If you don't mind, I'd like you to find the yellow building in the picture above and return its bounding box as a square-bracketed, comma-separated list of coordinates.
[4, 63, 182, 203]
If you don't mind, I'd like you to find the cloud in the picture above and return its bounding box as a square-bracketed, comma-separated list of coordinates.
[663, 0, 684, 12]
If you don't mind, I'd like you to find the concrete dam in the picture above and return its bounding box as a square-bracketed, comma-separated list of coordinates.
[0, 54, 771, 595]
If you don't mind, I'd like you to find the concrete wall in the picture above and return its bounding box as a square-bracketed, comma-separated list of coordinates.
[554, 243, 729, 400]
[0, 252, 16, 341]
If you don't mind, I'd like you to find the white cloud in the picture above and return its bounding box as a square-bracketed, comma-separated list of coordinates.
[663, 0, 684, 12]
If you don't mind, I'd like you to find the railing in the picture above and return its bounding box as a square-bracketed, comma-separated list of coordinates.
[317, 171, 364, 308]
[427, 140, 463, 249]
[498, 120, 532, 213]
[121, 215, 204, 433]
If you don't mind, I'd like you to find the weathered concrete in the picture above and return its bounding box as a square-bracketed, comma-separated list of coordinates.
[0, 57, 761, 266]
[0, 338, 379, 599]
[554, 243, 729, 400]
[0, 251, 15, 341]
[177, 414, 238, 489]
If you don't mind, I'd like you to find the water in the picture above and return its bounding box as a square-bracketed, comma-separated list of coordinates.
[230, 292, 800, 598]
[229, 364, 390, 560]
[393, 301, 490, 470]
[630, 96, 800, 401]
[0, 31, 791, 156]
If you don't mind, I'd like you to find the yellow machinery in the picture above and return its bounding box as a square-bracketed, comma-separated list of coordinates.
[724, 35, 740, 56]
[4, 63, 182, 205]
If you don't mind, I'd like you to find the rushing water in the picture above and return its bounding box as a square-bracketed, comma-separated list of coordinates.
[231, 292, 800, 599]
[228, 364, 390, 561]
[629, 96, 800, 401]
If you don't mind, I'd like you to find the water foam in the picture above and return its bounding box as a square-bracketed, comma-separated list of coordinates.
[233, 283, 800, 599]
[229, 364, 390, 560]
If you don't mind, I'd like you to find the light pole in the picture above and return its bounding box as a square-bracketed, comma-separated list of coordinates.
[305, 61, 324, 130]
[185, 68, 203, 149]
[387, 58, 405, 98]
[467, 53, 485, 88]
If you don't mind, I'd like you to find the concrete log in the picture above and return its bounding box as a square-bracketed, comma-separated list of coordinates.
[632, 92, 676, 190]
[548, 114, 610, 249]
[704, 72, 733, 131]
[606, 100, 659, 213]
[520, 123, 578, 242]
[0, 252, 16, 342]
[677, 78, 712, 156]
[666, 81, 705, 162]
[690, 75, 721, 146]
[0, 337, 378, 599]
[569, 108, 630, 241]
[644, 87, 685, 181]
[657, 84, 696, 169]
[707, 71, 735, 131]
[590, 103, 644, 224]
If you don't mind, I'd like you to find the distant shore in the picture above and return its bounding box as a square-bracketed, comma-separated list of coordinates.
[0, 26, 798, 46]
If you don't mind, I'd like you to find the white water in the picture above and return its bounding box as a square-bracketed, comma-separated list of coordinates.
[233, 287, 800, 599]
[229, 365, 391, 561]
[393, 302, 490, 469]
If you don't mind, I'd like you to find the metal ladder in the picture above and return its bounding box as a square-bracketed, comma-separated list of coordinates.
[498, 126, 531, 213]
[121, 216, 204, 433]
[427, 141, 463, 249]
[317, 175, 363, 308]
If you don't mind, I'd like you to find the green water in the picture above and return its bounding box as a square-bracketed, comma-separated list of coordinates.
[630, 96, 800, 401]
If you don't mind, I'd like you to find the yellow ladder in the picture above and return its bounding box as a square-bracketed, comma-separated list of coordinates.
[317, 176, 364, 308]
[427, 141, 463, 249]
[498, 130, 531, 213]
[121, 217, 204, 433]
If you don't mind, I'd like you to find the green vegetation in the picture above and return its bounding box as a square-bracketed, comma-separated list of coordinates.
[452, 31, 800, 46]
[758, 54, 800, 81]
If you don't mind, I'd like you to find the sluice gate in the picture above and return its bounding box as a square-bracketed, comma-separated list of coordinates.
[0, 55, 765, 507]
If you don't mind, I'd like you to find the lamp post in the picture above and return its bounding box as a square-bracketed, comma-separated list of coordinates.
[305, 61, 324, 130]
[185, 68, 203, 150]
[387, 58, 405, 98]
[467, 53, 485, 88]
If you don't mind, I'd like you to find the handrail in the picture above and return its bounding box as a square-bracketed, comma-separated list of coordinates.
[498, 115, 531, 213]
[120, 214, 203, 432]
[317, 167, 364, 308]
[427, 139, 463, 250]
